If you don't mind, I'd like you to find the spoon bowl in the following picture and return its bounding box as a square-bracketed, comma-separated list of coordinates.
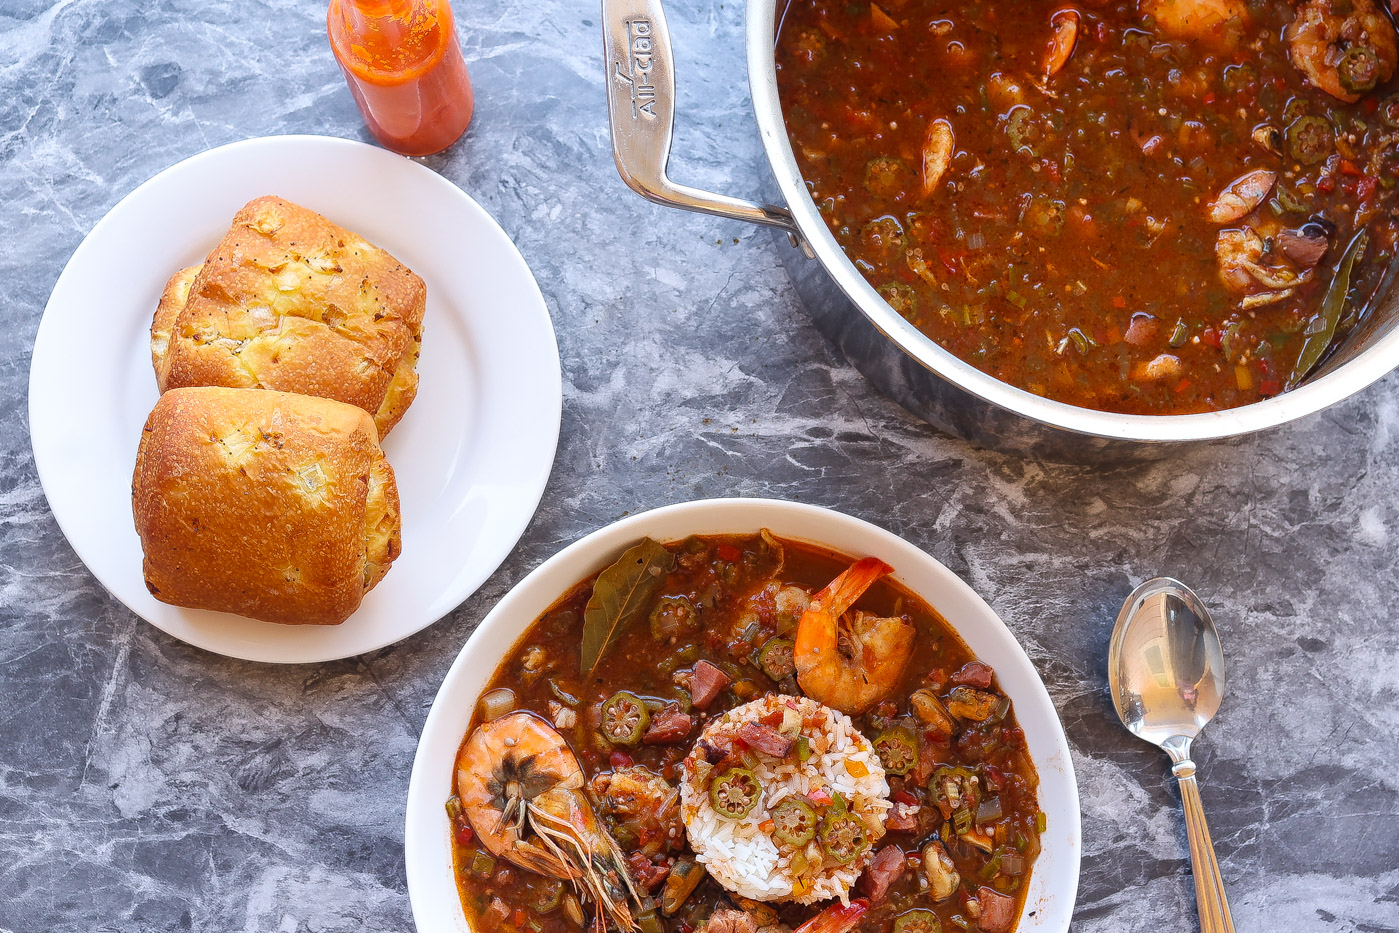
[1109, 577, 1226, 750]
[1109, 577, 1236, 933]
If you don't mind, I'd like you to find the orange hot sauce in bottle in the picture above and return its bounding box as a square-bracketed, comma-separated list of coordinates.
[327, 0, 474, 157]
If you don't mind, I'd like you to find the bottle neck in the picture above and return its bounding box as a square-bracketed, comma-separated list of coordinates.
[329, 0, 451, 83]
[336, 0, 423, 35]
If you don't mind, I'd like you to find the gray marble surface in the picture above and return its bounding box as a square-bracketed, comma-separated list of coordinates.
[2, 1, 1397, 931]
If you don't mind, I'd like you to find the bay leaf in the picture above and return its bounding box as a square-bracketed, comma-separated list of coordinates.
[580, 537, 677, 677]
[1286, 229, 1368, 390]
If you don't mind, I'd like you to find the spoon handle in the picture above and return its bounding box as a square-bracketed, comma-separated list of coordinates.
[1174, 761, 1236, 933]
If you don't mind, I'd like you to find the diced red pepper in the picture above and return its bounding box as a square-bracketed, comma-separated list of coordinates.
[716, 543, 741, 562]
[893, 788, 919, 806]
[454, 824, 475, 846]
[840, 105, 879, 133]
[937, 249, 965, 277]
[610, 750, 634, 769]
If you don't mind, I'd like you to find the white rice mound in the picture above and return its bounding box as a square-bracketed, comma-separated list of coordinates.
[679, 695, 890, 905]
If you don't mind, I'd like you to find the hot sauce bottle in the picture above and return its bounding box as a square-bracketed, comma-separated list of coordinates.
[327, 0, 474, 157]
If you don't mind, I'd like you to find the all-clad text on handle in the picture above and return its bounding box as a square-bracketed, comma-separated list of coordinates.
[601, 0, 806, 243]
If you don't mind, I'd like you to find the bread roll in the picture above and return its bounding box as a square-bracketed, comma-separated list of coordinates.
[151, 196, 426, 437]
[132, 387, 402, 626]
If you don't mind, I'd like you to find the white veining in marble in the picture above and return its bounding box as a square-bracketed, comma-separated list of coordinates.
[1, 1, 1397, 931]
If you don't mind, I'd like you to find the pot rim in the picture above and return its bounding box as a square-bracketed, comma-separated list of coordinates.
[745, 0, 1399, 443]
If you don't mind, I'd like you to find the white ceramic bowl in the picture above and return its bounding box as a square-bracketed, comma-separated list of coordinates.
[405, 498, 1081, 932]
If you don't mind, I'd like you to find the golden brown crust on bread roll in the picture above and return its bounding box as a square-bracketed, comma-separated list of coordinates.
[151, 265, 198, 385]
[152, 196, 426, 437]
[132, 386, 402, 626]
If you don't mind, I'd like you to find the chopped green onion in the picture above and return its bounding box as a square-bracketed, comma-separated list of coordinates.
[988, 696, 1012, 723]
[1273, 185, 1309, 214]
[635, 908, 665, 933]
[661, 858, 706, 916]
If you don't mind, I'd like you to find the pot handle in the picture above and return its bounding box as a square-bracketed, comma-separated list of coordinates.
[602, 0, 806, 245]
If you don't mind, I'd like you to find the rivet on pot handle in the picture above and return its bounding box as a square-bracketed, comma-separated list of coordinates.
[602, 0, 808, 250]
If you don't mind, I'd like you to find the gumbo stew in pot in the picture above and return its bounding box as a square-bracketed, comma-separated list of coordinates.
[776, 0, 1399, 414]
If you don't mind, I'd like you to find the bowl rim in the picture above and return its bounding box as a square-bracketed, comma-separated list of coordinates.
[745, 0, 1399, 443]
[405, 497, 1082, 933]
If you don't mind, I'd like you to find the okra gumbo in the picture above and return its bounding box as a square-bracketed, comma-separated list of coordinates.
[776, 0, 1399, 414]
[448, 532, 1042, 933]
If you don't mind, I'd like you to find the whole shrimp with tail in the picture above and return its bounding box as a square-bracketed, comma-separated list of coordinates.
[457, 711, 642, 932]
[794, 557, 916, 716]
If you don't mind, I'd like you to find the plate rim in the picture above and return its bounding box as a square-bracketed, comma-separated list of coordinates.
[27, 133, 563, 663]
[404, 496, 1082, 933]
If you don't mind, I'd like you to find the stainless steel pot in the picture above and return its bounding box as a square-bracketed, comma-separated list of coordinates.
[602, 0, 1399, 461]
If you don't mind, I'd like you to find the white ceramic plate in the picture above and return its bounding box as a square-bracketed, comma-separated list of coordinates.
[405, 498, 1080, 933]
[29, 135, 561, 663]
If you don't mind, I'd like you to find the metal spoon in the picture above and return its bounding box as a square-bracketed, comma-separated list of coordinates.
[1109, 578, 1236, 933]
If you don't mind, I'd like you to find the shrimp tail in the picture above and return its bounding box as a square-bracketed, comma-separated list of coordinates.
[795, 557, 894, 666]
[811, 557, 894, 619]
